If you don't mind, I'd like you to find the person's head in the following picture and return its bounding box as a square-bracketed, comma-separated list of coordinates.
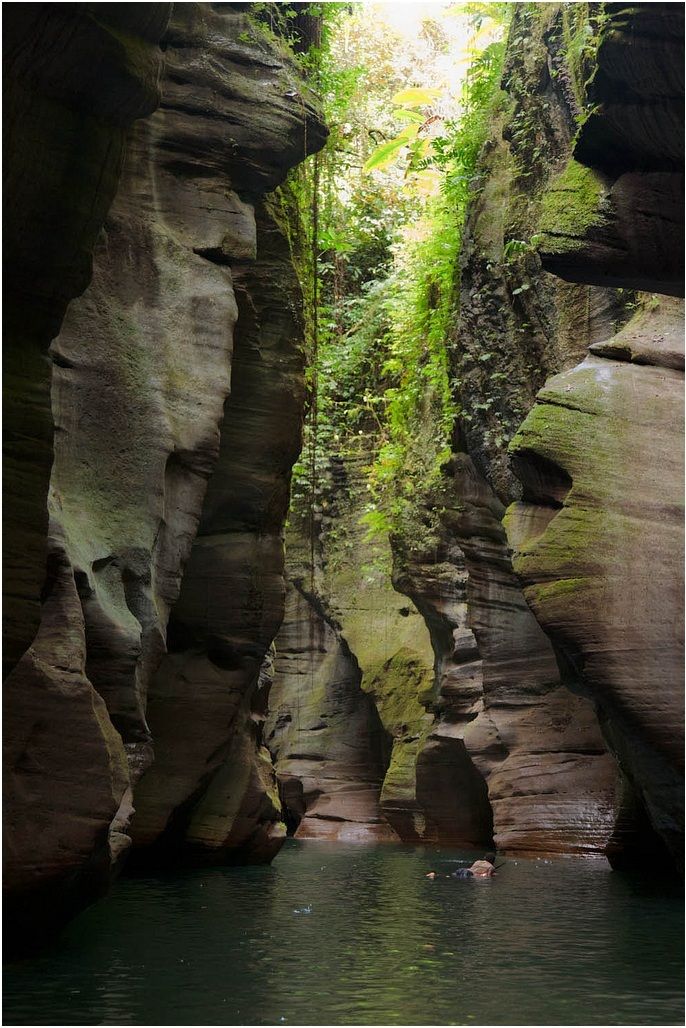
[484, 852, 496, 864]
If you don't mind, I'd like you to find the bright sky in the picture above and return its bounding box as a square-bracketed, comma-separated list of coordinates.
[362, 1, 500, 110]
[328, 2, 505, 210]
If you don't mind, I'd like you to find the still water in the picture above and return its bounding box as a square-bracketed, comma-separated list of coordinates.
[3, 841, 684, 1026]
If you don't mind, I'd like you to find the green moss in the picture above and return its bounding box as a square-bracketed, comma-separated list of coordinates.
[362, 648, 434, 733]
[560, 3, 593, 108]
[533, 576, 586, 599]
[538, 159, 607, 247]
[381, 736, 429, 805]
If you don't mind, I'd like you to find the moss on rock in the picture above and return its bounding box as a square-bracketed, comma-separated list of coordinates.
[539, 159, 609, 249]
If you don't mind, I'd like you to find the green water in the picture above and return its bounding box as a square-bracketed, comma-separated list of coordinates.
[3, 841, 683, 1026]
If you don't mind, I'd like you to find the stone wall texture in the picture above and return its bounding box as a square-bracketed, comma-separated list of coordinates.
[507, 2, 684, 869]
[268, 3, 683, 870]
[3, 2, 326, 950]
[3, 0, 682, 959]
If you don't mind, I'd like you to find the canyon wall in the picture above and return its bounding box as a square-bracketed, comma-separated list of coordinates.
[268, 445, 461, 845]
[3, 4, 171, 673]
[268, 3, 625, 855]
[3, 0, 682, 959]
[4, 2, 325, 948]
[507, 1, 684, 867]
[269, 3, 683, 865]
[3, 1, 171, 949]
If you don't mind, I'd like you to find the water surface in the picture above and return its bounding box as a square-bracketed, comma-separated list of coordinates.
[4, 841, 683, 1025]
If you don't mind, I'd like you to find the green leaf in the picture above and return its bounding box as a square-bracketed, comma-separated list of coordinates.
[363, 136, 409, 172]
[397, 124, 420, 141]
[391, 87, 442, 107]
[394, 109, 425, 125]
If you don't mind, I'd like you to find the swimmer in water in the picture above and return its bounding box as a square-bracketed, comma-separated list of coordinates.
[425, 852, 497, 879]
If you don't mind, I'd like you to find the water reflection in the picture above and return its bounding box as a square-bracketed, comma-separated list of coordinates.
[3, 842, 683, 1026]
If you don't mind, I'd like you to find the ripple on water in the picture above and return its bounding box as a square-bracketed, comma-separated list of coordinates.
[3, 841, 684, 1026]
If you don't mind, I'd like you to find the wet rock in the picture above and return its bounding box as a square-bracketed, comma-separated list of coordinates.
[266, 579, 396, 842]
[270, 445, 454, 844]
[129, 198, 314, 865]
[507, 2, 684, 868]
[394, 455, 619, 856]
[266, 4, 626, 856]
[3, 531, 130, 951]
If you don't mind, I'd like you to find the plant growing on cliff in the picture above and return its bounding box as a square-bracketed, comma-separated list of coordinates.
[286, 3, 509, 560]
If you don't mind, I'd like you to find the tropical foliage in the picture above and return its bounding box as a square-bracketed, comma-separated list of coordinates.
[287, 3, 511, 547]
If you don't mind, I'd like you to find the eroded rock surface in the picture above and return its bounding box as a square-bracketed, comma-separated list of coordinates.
[3, 3, 171, 673]
[538, 5, 684, 295]
[507, 298, 684, 863]
[269, 447, 440, 843]
[3, 1, 170, 952]
[394, 454, 619, 856]
[266, 4, 627, 857]
[130, 200, 313, 865]
[4, 3, 325, 944]
[401, 5, 625, 855]
[507, 2, 684, 869]
[267, 572, 396, 842]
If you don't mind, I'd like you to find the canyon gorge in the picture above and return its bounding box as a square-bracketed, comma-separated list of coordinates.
[3, 0, 683, 968]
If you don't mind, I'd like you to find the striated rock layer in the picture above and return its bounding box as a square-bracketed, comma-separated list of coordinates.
[4, 3, 325, 948]
[507, 299, 684, 865]
[129, 199, 311, 866]
[3, 0, 171, 952]
[267, 4, 628, 856]
[399, 4, 629, 857]
[3, 3, 171, 672]
[538, 4, 684, 295]
[507, 2, 684, 869]
[393, 454, 619, 856]
[268, 447, 439, 843]
[267, 569, 396, 843]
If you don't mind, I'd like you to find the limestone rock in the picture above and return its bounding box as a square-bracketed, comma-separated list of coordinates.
[3, 530, 130, 950]
[266, 4, 626, 856]
[508, 2, 684, 868]
[129, 198, 313, 864]
[267, 579, 397, 842]
[394, 455, 619, 856]
[269, 445, 446, 844]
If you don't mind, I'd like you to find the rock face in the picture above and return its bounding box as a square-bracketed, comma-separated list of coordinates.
[4, 3, 682, 962]
[266, 5, 628, 856]
[538, 5, 684, 296]
[393, 456, 619, 856]
[3, 3, 171, 674]
[403, 4, 628, 857]
[269, 444, 617, 855]
[268, 447, 439, 843]
[129, 199, 310, 866]
[506, 3, 684, 869]
[507, 299, 684, 862]
[3, 0, 171, 952]
[267, 568, 396, 842]
[4, 3, 325, 947]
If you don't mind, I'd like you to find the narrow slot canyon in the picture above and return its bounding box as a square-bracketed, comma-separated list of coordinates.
[3, 3, 684, 1025]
